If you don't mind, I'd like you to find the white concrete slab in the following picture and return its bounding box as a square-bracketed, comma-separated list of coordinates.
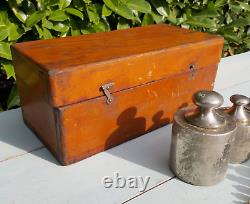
[215, 52, 250, 91]
[216, 81, 250, 107]
[126, 161, 250, 204]
[0, 109, 43, 162]
[0, 126, 174, 204]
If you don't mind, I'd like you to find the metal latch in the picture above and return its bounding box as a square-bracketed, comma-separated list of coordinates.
[101, 82, 114, 104]
[189, 64, 196, 79]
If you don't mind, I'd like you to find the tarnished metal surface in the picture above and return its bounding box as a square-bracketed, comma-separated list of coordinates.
[169, 91, 237, 186]
[246, 104, 250, 111]
[229, 123, 250, 163]
[100, 82, 115, 104]
[226, 95, 250, 163]
[186, 90, 225, 129]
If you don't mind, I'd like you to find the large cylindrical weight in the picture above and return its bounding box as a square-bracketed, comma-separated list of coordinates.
[169, 90, 237, 186]
[226, 95, 250, 163]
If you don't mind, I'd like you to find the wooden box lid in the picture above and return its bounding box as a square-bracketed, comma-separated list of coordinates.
[12, 24, 223, 107]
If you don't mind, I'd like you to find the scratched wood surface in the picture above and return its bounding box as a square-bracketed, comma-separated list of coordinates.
[0, 52, 250, 204]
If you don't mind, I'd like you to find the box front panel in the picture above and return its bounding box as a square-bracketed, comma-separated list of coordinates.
[57, 65, 217, 165]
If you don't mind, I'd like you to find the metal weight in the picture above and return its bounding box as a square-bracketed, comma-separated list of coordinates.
[186, 90, 225, 128]
[226, 95, 250, 163]
[246, 104, 250, 112]
[169, 90, 237, 186]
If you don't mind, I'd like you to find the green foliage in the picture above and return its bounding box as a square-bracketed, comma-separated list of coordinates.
[0, 0, 250, 111]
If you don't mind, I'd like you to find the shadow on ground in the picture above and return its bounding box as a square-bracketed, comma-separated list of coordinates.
[104, 106, 174, 176]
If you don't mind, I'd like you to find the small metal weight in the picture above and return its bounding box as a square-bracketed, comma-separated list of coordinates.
[246, 104, 250, 112]
[169, 90, 237, 186]
[225, 95, 250, 163]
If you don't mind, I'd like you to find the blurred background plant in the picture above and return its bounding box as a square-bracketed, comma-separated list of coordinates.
[0, 0, 250, 111]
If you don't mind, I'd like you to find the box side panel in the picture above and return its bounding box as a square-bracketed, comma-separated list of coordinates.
[50, 39, 223, 107]
[57, 65, 218, 165]
[12, 49, 60, 161]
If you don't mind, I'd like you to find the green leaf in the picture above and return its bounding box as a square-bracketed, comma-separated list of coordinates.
[43, 28, 53, 39]
[83, 0, 92, 3]
[229, 2, 242, 13]
[102, 4, 112, 17]
[103, 0, 134, 20]
[12, 8, 27, 23]
[52, 22, 69, 32]
[8, 23, 24, 41]
[0, 42, 11, 60]
[92, 20, 110, 32]
[2, 61, 15, 79]
[244, 37, 250, 48]
[35, 24, 43, 38]
[126, 0, 151, 13]
[59, 31, 68, 37]
[42, 18, 53, 29]
[151, 10, 164, 23]
[185, 17, 217, 28]
[218, 26, 242, 44]
[72, 0, 84, 10]
[117, 17, 130, 29]
[7, 84, 20, 109]
[192, 5, 218, 18]
[59, 0, 72, 9]
[86, 4, 100, 23]
[65, 8, 83, 20]
[237, 1, 250, 11]
[215, 0, 227, 8]
[22, 1, 36, 15]
[69, 18, 81, 36]
[226, 18, 250, 28]
[7, 0, 27, 23]
[0, 10, 10, 26]
[167, 8, 178, 24]
[0, 26, 9, 41]
[36, 0, 59, 10]
[26, 11, 46, 27]
[16, 0, 24, 5]
[49, 10, 69, 21]
[81, 20, 110, 34]
[81, 28, 95, 34]
[225, 11, 233, 24]
[220, 31, 242, 44]
[149, 0, 168, 17]
[142, 13, 154, 26]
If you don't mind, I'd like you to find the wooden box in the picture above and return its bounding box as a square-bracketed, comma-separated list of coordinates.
[11, 24, 223, 165]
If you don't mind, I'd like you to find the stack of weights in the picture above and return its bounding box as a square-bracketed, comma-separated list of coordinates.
[169, 90, 250, 186]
